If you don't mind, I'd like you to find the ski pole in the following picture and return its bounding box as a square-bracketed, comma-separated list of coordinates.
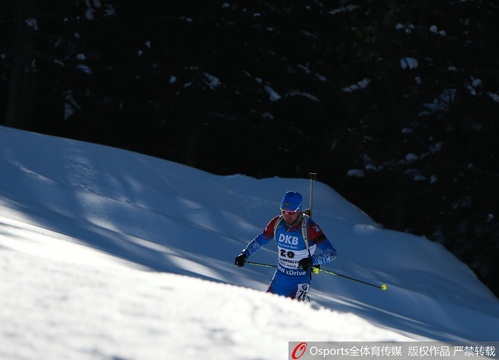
[246, 261, 387, 291]
[246, 261, 276, 269]
[317, 267, 388, 290]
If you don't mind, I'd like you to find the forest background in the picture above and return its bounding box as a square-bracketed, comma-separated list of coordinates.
[1, 0, 499, 297]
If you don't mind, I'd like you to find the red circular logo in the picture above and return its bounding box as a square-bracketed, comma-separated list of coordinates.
[291, 342, 308, 359]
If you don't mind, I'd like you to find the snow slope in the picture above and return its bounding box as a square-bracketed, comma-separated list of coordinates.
[1, 126, 498, 360]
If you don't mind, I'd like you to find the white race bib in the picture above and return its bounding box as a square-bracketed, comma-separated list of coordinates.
[296, 283, 310, 302]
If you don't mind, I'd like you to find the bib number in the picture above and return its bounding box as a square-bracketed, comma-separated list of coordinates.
[280, 249, 295, 258]
[296, 283, 310, 302]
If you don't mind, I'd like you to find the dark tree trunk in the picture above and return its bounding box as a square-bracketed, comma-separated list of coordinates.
[5, 0, 39, 130]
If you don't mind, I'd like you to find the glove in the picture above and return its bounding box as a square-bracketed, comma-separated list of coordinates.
[298, 257, 313, 271]
[235, 253, 247, 267]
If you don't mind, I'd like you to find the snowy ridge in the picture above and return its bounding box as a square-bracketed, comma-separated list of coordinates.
[1, 126, 498, 360]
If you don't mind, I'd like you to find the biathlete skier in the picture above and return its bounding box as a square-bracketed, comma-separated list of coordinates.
[234, 191, 337, 301]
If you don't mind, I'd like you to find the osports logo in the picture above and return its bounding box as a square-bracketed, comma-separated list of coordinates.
[291, 342, 307, 359]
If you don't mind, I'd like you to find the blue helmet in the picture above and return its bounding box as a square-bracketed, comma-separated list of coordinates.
[280, 191, 303, 211]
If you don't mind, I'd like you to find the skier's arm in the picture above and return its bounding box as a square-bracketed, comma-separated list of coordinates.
[307, 220, 337, 266]
[312, 241, 337, 266]
[242, 233, 270, 257]
[240, 216, 279, 257]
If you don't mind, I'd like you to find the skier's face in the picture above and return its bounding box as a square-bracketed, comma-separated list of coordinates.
[281, 209, 300, 224]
